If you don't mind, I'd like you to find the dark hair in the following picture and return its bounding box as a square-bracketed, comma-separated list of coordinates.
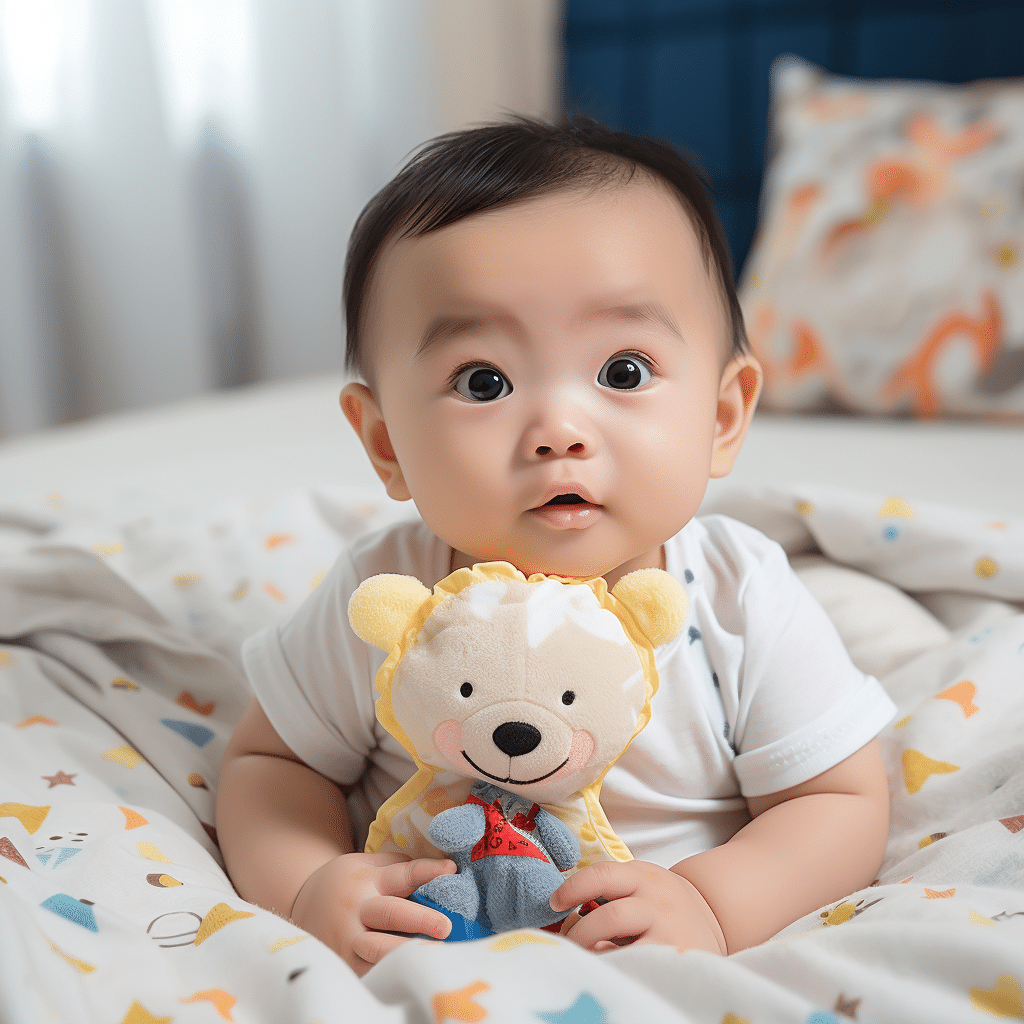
[343, 112, 748, 375]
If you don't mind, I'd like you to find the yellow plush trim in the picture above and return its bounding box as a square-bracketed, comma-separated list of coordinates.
[581, 787, 632, 862]
[364, 766, 436, 854]
[365, 560, 672, 861]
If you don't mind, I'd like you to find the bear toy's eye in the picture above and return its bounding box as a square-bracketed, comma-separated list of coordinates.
[460, 682, 473, 698]
[561, 690, 575, 706]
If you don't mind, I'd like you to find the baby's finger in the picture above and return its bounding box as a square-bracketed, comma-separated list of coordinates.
[550, 862, 640, 913]
[351, 928, 414, 966]
[561, 897, 648, 950]
[379, 857, 457, 898]
[360, 894, 452, 940]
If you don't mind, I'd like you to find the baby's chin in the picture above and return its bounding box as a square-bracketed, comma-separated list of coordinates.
[451, 546, 620, 582]
[456, 542, 667, 587]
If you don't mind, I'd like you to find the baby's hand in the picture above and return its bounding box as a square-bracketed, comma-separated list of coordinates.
[551, 860, 727, 955]
[290, 851, 456, 976]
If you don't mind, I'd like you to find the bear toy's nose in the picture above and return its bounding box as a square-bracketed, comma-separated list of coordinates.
[492, 721, 542, 757]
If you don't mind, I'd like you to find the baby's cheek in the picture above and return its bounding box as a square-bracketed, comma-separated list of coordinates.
[432, 719, 464, 766]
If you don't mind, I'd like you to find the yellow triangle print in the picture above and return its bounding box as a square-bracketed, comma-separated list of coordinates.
[0, 803, 51, 835]
[879, 496, 915, 517]
[969, 910, 995, 926]
[902, 749, 960, 794]
[48, 939, 96, 973]
[194, 903, 256, 945]
[118, 1002, 173, 1024]
[102, 744, 145, 768]
[970, 974, 1024, 1018]
[0, 651, 14, 667]
[269, 935, 307, 952]
[136, 842, 170, 862]
[431, 980, 489, 1023]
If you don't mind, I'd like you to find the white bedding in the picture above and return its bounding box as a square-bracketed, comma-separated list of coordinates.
[1, 375, 1023, 1023]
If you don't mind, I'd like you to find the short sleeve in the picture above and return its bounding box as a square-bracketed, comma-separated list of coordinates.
[700, 516, 897, 798]
[239, 519, 450, 790]
[241, 546, 379, 786]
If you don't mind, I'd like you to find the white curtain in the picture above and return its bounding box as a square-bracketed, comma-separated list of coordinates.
[0, 0, 562, 439]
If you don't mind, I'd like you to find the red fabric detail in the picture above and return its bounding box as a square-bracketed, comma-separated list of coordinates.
[541, 920, 565, 934]
[510, 804, 540, 832]
[466, 794, 550, 864]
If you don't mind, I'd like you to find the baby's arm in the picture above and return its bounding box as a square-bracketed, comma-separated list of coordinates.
[553, 739, 889, 954]
[216, 698, 454, 974]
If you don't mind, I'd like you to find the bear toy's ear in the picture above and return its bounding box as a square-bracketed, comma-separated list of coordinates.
[348, 573, 432, 653]
[611, 569, 689, 648]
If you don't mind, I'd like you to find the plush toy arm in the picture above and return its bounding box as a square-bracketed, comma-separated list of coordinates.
[427, 803, 487, 854]
[533, 808, 581, 872]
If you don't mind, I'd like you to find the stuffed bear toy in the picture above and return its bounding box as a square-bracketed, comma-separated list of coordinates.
[348, 561, 687, 938]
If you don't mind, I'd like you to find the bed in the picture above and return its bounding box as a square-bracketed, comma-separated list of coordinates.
[4, 13, 1024, 1020]
[1, 368, 1022, 1024]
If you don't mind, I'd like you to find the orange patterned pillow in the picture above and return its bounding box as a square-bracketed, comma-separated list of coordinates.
[740, 58, 1024, 420]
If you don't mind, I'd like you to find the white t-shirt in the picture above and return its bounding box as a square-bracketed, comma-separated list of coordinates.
[242, 515, 896, 868]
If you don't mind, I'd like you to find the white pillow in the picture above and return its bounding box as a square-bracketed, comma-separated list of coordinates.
[790, 554, 950, 678]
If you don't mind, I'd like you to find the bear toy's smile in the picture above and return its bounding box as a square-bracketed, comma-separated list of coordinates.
[460, 747, 571, 786]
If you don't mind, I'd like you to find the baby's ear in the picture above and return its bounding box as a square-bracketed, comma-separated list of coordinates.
[348, 574, 431, 652]
[339, 382, 412, 502]
[611, 569, 689, 647]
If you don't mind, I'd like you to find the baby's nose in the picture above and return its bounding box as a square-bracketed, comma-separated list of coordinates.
[492, 721, 542, 757]
[536, 440, 585, 457]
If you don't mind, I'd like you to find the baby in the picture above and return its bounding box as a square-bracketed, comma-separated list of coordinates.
[216, 114, 896, 976]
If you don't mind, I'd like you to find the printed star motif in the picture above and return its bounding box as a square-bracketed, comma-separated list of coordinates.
[42, 771, 77, 788]
[834, 993, 861, 1018]
[535, 992, 612, 1023]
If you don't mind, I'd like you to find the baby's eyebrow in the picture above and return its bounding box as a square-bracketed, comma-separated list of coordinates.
[416, 300, 682, 358]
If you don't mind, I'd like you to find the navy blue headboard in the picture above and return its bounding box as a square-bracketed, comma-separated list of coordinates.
[562, 0, 1024, 276]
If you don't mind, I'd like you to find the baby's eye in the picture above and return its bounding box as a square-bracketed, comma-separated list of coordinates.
[597, 354, 652, 390]
[453, 365, 513, 402]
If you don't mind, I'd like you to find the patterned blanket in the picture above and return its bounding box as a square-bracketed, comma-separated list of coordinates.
[1, 485, 1022, 1024]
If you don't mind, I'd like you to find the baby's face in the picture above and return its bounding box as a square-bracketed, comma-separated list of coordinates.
[354, 179, 753, 582]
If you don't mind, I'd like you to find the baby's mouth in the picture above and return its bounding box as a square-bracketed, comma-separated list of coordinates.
[531, 492, 604, 530]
